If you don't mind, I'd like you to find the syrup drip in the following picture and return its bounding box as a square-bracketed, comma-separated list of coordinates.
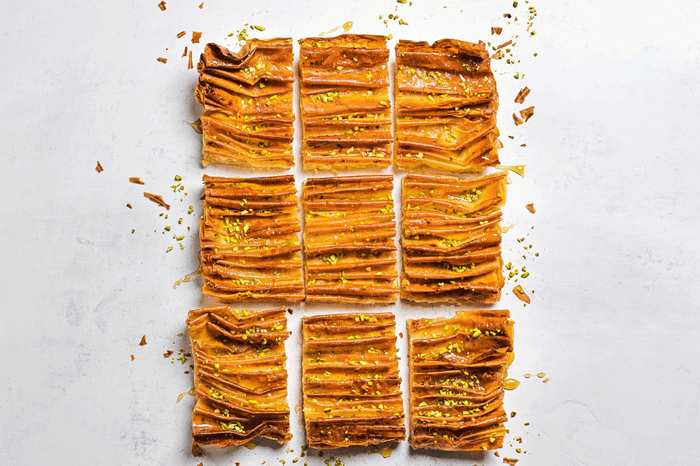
[504, 378, 520, 390]
[319, 21, 353, 36]
[375, 441, 398, 458]
[496, 164, 526, 177]
[173, 267, 202, 289]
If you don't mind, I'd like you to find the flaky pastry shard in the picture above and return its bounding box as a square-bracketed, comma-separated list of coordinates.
[187, 306, 292, 446]
[302, 175, 399, 303]
[200, 174, 304, 302]
[299, 35, 392, 170]
[302, 312, 406, 448]
[196, 40, 295, 168]
[400, 172, 508, 304]
[394, 39, 501, 173]
[407, 310, 514, 451]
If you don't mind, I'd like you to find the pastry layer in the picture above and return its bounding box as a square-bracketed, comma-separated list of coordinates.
[302, 312, 406, 448]
[303, 175, 399, 303]
[394, 39, 500, 173]
[200, 174, 304, 302]
[407, 310, 514, 451]
[400, 172, 507, 303]
[299, 35, 391, 170]
[187, 306, 292, 446]
[196, 40, 295, 168]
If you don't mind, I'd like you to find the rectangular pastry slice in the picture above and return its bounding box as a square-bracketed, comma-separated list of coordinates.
[195, 39, 295, 168]
[200, 174, 304, 302]
[303, 175, 399, 303]
[394, 39, 500, 173]
[187, 306, 292, 446]
[401, 172, 508, 304]
[302, 312, 406, 448]
[407, 310, 514, 451]
[299, 35, 392, 170]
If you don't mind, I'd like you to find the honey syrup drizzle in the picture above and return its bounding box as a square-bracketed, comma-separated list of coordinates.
[319, 21, 354, 36]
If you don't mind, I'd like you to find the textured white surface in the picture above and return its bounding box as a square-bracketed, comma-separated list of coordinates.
[2, 0, 700, 465]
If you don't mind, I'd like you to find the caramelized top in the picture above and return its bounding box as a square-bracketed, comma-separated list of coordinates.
[200, 175, 304, 302]
[302, 312, 405, 448]
[407, 310, 514, 451]
[187, 306, 292, 446]
[303, 175, 399, 303]
[299, 34, 392, 170]
[196, 40, 295, 168]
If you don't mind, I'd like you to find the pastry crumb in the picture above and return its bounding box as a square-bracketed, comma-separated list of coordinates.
[512, 285, 530, 303]
[515, 86, 531, 104]
[496, 40, 512, 50]
[144, 192, 170, 210]
[192, 442, 205, 457]
[526, 203, 535, 213]
[139, 335, 147, 346]
[95, 161, 104, 173]
[520, 106, 535, 122]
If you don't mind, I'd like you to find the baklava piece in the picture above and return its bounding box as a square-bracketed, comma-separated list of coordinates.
[302, 312, 406, 448]
[299, 35, 392, 170]
[200, 175, 304, 302]
[195, 40, 295, 168]
[303, 175, 399, 303]
[394, 39, 501, 173]
[407, 310, 514, 451]
[187, 306, 292, 446]
[401, 172, 508, 304]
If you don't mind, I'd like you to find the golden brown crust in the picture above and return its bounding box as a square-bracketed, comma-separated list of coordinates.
[196, 40, 295, 168]
[299, 35, 392, 171]
[400, 172, 508, 304]
[187, 306, 292, 446]
[407, 310, 514, 451]
[303, 175, 398, 303]
[301, 312, 405, 448]
[394, 39, 500, 173]
[200, 175, 304, 302]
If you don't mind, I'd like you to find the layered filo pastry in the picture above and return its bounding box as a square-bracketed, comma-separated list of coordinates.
[401, 172, 508, 304]
[302, 312, 405, 448]
[200, 175, 304, 302]
[302, 175, 399, 303]
[195, 40, 295, 168]
[394, 39, 501, 173]
[407, 310, 514, 451]
[187, 306, 292, 447]
[299, 35, 392, 170]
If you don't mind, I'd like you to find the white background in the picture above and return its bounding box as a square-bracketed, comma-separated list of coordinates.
[2, 0, 699, 465]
